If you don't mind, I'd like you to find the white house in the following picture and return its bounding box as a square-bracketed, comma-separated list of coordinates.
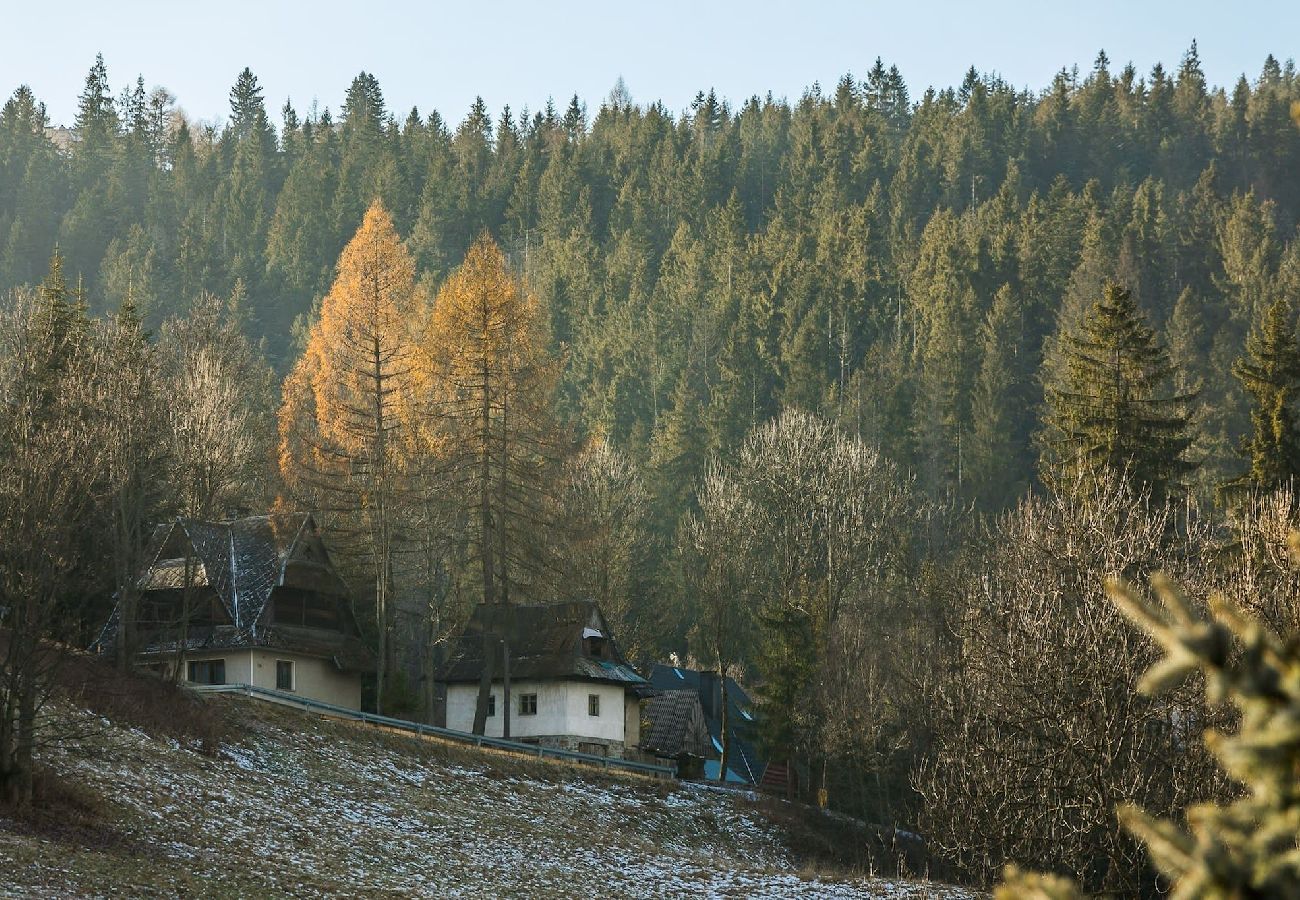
[438, 601, 650, 758]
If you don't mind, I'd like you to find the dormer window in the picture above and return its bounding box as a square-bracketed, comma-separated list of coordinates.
[583, 626, 605, 658]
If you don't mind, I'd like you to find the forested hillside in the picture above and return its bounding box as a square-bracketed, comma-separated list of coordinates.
[4, 49, 1299, 502]
[5, 45, 1300, 894]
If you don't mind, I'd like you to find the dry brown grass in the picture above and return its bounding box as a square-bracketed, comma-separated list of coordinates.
[53, 647, 231, 753]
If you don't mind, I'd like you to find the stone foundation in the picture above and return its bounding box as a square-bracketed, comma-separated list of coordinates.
[527, 734, 626, 759]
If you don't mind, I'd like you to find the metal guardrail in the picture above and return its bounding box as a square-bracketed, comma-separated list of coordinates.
[192, 682, 676, 779]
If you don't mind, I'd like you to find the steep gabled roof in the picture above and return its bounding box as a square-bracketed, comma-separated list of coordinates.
[140, 513, 329, 631]
[648, 665, 765, 784]
[641, 690, 716, 759]
[97, 513, 371, 672]
[438, 601, 647, 687]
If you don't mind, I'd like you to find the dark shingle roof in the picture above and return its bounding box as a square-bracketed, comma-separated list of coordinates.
[135, 514, 338, 629]
[438, 601, 647, 688]
[647, 665, 765, 784]
[641, 690, 715, 759]
[99, 513, 371, 672]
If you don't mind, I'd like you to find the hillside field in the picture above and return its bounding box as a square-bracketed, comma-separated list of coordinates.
[0, 695, 975, 898]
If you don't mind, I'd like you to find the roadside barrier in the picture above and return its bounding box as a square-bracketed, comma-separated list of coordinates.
[191, 682, 676, 779]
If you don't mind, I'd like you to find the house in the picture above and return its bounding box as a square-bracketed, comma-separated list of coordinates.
[437, 601, 651, 758]
[639, 690, 716, 777]
[647, 665, 767, 784]
[97, 513, 371, 709]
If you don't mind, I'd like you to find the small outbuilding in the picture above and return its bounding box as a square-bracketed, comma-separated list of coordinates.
[647, 665, 766, 784]
[639, 689, 716, 777]
[437, 601, 650, 758]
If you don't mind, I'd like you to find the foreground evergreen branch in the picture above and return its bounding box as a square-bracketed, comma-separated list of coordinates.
[1000, 543, 1300, 898]
[1107, 562, 1300, 898]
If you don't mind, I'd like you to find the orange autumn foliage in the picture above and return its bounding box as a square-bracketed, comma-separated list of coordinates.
[279, 201, 421, 498]
[277, 200, 422, 713]
[416, 232, 562, 607]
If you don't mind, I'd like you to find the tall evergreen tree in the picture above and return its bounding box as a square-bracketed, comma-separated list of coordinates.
[1041, 282, 1196, 500]
[1230, 295, 1300, 491]
[967, 284, 1029, 510]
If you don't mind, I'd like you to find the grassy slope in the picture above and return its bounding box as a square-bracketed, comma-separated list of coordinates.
[1, 697, 974, 898]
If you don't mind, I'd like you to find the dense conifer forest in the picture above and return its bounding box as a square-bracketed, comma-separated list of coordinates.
[5, 45, 1300, 894]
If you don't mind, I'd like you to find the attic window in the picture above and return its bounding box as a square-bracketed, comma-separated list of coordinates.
[585, 636, 606, 658]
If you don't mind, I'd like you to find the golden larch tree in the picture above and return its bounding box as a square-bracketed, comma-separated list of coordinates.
[416, 232, 565, 734]
[279, 200, 420, 713]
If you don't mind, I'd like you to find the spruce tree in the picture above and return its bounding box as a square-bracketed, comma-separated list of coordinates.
[73, 53, 118, 154]
[1230, 295, 1300, 490]
[1041, 281, 1196, 500]
[228, 68, 271, 144]
[967, 284, 1028, 511]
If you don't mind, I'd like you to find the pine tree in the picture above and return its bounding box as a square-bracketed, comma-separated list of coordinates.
[228, 68, 271, 144]
[73, 53, 118, 161]
[1041, 281, 1196, 500]
[1230, 296, 1300, 491]
[967, 284, 1028, 510]
[99, 287, 171, 671]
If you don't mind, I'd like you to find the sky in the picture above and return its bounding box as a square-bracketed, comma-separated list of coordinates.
[1, 1, 1297, 128]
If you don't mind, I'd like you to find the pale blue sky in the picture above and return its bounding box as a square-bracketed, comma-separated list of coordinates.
[1, 1, 1296, 128]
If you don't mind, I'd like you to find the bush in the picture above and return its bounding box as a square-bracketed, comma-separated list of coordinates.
[1000, 540, 1300, 897]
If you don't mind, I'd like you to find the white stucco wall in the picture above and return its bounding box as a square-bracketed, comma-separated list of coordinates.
[248, 649, 362, 710]
[445, 680, 628, 743]
[180, 650, 254, 685]
[179, 649, 362, 710]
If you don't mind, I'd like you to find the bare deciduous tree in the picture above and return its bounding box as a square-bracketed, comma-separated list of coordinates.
[560, 439, 651, 657]
[0, 289, 102, 806]
[917, 470, 1228, 894]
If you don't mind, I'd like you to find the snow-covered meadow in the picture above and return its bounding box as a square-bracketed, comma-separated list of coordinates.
[1, 698, 977, 898]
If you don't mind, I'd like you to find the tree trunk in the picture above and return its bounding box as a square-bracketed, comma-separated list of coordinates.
[471, 345, 496, 734]
[372, 324, 389, 716]
[502, 641, 511, 740]
[718, 662, 731, 783]
[472, 629, 496, 735]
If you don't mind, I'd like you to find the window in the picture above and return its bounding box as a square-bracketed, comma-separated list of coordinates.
[588, 694, 600, 717]
[272, 588, 343, 632]
[187, 659, 225, 685]
[519, 693, 538, 716]
[275, 660, 295, 691]
[487, 694, 496, 717]
[585, 637, 605, 658]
